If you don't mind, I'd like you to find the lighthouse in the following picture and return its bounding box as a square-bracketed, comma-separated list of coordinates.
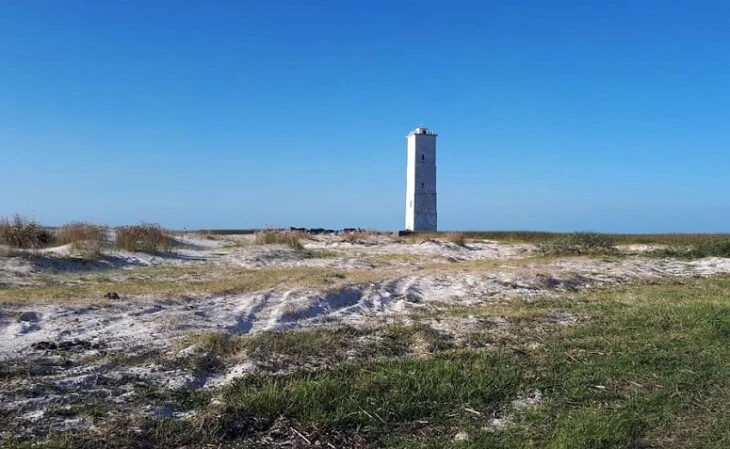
[405, 126, 437, 231]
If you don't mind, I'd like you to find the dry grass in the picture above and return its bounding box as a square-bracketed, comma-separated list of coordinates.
[0, 265, 389, 304]
[0, 214, 55, 249]
[445, 232, 467, 247]
[56, 222, 109, 259]
[56, 222, 108, 245]
[116, 223, 174, 253]
[254, 229, 305, 250]
[340, 230, 380, 244]
[395, 231, 468, 247]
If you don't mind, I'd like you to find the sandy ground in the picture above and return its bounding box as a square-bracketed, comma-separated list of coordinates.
[2, 233, 730, 438]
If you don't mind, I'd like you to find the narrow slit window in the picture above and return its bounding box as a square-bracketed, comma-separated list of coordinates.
[421, 154, 425, 161]
[421, 182, 425, 189]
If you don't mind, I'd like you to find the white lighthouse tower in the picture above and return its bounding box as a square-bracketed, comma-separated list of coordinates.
[405, 126, 437, 231]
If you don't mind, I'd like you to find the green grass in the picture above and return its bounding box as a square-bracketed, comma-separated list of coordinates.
[647, 238, 730, 259]
[184, 323, 452, 370]
[412, 230, 730, 246]
[539, 232, 619, 256]
[167, 229, 730, 246]
[7, 276, 730, 448]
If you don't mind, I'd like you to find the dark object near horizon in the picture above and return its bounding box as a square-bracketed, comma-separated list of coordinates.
[104, 292, 120, 300]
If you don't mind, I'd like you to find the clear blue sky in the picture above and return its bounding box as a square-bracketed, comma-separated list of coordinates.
[1, 1, 728, 232]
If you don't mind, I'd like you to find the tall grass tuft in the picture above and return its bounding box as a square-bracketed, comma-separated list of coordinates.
[254, 229, 304, 250]
[446, 232, 467, 247]
[340, 230, 377, 244]
[116, 223, 174, 253]
[56, 222, 109, 259]
[56, 222, 108, 245]
[0, 214, 55, 249]
[539, 232, 618, 256]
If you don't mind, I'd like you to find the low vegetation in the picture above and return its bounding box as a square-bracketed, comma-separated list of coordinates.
[446, 232, 467, 247]
[56, 222, 109, 259]
[55, 222, 108, 245]
[539, 231, 619, 256]
[406, 230, 730, 246]
[397, 231, 468, 246]
[648, 238, 730, 259]
[0, 265, 385, 304]
[115, 223, 174, 253]
[0, 214, 55, 249]
[340, 230, 376, 243]
[9, 276, 730, 448]
[254, 229, 305, 250]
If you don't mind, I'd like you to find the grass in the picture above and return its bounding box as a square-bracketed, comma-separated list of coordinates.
[647, 238, 730, 259]
[188, 331, 244, 356]
[404, 230, 730, 246]
[0, 264, 387, 304]
[340, 230, 380, 243]
[240, 323, 451, 363]
[55, 222, 108, 245]
[0, 214, 55, 249]
[11, 275, 730, 448]
[192, 229, 258, 235]
[55, 222, 109, 259]
[220, 277, 730, 448]
[115, 223, 174, 253]
[398, 231, 468, 246]
[184, 323, 453, 373]
[539, 232, 619, 256]
[254, 229, 305, 250]
[446, 232, 467, 247]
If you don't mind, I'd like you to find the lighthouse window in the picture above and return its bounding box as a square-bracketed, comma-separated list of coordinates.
[421, 182, 424, 189]
[421, 154, 425, 161]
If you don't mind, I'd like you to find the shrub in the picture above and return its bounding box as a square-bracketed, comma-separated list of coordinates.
[539, 232, 618, 256]
[116, 223, 174, 253]
[254, 230, 304, 250]
[0, 214, 55, 249]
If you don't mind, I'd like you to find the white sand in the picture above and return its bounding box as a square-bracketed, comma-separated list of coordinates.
[2, 235, 730, 362]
